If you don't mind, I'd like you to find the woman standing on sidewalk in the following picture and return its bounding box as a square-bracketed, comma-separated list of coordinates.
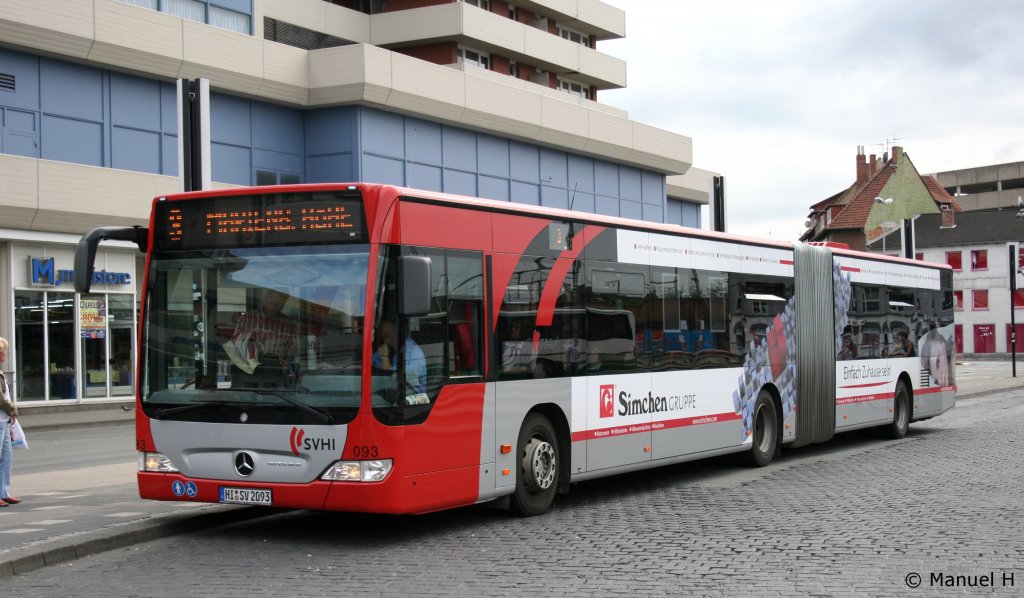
[0, 337, 21, 507]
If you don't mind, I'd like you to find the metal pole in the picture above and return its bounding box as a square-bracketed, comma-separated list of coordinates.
[1011, 244, 1017, 377]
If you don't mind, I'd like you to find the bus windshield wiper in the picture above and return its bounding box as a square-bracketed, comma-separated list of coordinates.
[247, 389, 335, 424]
[153, 398, 237, 419]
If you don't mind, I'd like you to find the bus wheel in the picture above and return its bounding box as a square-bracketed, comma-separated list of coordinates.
[510, 413, 559, 516]
[747, 390, 778, 467]
[883, 380, 910, 439]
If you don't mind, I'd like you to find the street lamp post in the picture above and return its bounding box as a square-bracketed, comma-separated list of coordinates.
[874, 197, 894, 254]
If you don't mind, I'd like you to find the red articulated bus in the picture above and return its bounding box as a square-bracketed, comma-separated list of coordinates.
[75, 183, 956, 516]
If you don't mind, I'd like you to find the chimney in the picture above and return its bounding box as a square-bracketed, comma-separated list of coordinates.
[891, 146, 902, 165]
[868, 154, 877, 178]
[940, 204, 956, 229]
[855, 145, 868, 185]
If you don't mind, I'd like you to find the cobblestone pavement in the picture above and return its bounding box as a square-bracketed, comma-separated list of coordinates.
[4, 387, 1022, 597]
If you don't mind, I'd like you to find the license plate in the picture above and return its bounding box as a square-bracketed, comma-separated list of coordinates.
[219, 487, 272, 505]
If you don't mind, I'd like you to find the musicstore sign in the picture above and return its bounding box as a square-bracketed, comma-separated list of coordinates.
[28, 257, 131, 288]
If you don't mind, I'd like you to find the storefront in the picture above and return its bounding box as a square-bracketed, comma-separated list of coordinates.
[4, 236, 138, 402]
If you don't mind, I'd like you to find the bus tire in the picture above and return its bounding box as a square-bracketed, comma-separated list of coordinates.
[883, 380, 910, 439]
[746, 390, 778, 467]
[510, 413, 559, 516]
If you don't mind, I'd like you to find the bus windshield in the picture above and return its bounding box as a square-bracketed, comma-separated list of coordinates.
[142, 244, 369, 425]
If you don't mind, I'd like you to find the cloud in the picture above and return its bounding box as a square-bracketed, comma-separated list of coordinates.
[600, 0, 1024, 241]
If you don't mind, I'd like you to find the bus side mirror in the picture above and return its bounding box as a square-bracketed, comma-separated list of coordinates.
[398, 256, 431, 317]
[74, 226, 148, 294]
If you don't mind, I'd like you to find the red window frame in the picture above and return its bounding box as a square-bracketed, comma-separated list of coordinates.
[973, 289, 989, 310]
[970, 249, 988, 271]
[1014, 289, 1024, 309]
[953, 290, 963, 310]
[945, 251, 962, 271]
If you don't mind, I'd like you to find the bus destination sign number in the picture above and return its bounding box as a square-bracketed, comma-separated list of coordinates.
[157, 193, 366, 249]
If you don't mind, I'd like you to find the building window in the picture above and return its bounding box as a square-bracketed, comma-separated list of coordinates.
[256, 169, 301, 186]
[461, 0, 490, 9]
[509, 62, 518, 77]
[457, 47, 490, 69]
[164, 0, 205, 22]
[973, 289, 989, 310]
[953, 290, 963, 310]
[557, 24, 589, 46]
[117, 0, 158, 8]
[209, 5, 251, 34]
[945, 251, 962, 271]
[508, 5, 517, 20]
[558, 78, 590, 99]
[1015, 289, 1024, 309]
[116, 0, 251, 34]
[971, 249, 988, 271]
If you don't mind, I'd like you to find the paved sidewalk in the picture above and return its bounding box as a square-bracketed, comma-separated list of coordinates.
[0, 360, 1020, 579]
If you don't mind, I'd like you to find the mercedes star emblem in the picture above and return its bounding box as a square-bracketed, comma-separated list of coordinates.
[234, 451, 256, 477]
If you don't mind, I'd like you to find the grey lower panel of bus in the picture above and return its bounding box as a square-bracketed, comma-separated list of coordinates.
[150, 420, 347, 484]
[475, 378, 748, 504]
[792, 243, 837, 447]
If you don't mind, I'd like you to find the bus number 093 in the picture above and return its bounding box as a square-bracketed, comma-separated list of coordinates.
[351, 445, 379, 459]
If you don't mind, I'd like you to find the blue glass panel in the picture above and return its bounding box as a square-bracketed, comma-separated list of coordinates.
[594, 161, 619, 197]
[307, 153, 354, 183]
[541, 185, 568, 209]
[443, 169, 476, 196]
[110, 73, 161, 131]
[478, 175, 509, 201]
[210, 93, 251, 146]
[642, 170, 664, 205]
[619, 199, 642, 220]
[361, 109, 404, 158]
[595, 195, 619, 217]
[363, 154, 404, 185]
[477, 135, 509, 177]
[510, 181, 539, 205]
[593, 194, 614, 216]
[406, 119, 442, 165]
[112, 126, 161, 174]
[211, 142, 251, 185]
[569, 191, 594, 214]
[253, 148, 303, 179]
[408, 162, 442, 191]
[306, 107, 357, 156]
[162, 134, 178, 176]
[161, 82, 178, 134]
[252, 102, 303, 155]
[41, 116, 101, 166]
[539, 148, 567, 188]
[642, 202, 663, 223]
[442, 126, 476, 170]
[567, 155, 595, 193]
[509, 141, 539, 183]
[40, 59, 102, 121]
[619, 166, 642, 202]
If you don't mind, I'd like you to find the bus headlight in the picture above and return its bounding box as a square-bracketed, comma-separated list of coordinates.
[139, 452, 179, 473]
[321, 459, 393, 482]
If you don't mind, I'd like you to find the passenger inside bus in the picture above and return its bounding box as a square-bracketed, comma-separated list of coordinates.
[372, 320, 427, 393]
[226, 289, 299, 389]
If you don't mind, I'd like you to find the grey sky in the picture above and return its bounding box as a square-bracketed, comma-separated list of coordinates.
[600, 0, 1024, 241]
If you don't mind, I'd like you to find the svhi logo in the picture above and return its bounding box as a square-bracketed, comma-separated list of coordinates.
[599, 384, 615, 418]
